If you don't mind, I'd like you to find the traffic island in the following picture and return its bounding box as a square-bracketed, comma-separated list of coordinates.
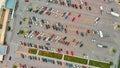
[38, 50, 63, 59]
[28, 48, 37, 54]
[64, 55, 88, 64]
[89, 60, 111, 68]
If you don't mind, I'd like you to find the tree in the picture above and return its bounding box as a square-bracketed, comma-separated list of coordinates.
[112, 49, 116, 53]
[18, 30, 24, 34]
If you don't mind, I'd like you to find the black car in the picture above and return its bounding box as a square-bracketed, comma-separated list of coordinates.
[28, 56, 32, 60]
[46, 43, 50, 45]
[43, 37, 46, 41]
[21, 54, 25, 58]
[79, 5, 82, 9]
[28, 8, 33, 12]
[9, 56, 12, 60]
[63, 36, 67, 40]
[41, 19, 45, 24]
[32, 16, 37, 22]
[80, 44, 83, 48]
[39, 46, 44, 49]
[80, 32, 84, 37]
[37, 36, 41, 40]
[39, 10, 44, 15]
[62, 12, 67, 17]
[88, 6, 92, 11]
[20, 21, 22, 25]
[45, 47, 49, 50]
[48, 8, 52, 11]
[34, 44, 37, 48]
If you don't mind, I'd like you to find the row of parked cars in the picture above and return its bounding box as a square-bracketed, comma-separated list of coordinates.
[28, 55, 63, 65]
[47, 0, 92, 11]
[27, 4, 83, 22]
[18, 63, 37, 68]
[21, 28, 85, 48]
[27, 54, 88, 68]
[65, 62, 89, 68]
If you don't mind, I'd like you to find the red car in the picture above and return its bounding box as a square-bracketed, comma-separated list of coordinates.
[25, 0, 29, 2]
[71, 51, 74, 56]
[66, 50, 69, 55]
[51, 34, 55, 38]
[87, 29, 91, 33]
[68, 12, 71, 16]
[59, 61, 62, 65]
[43, 6, 47, 11]
[82, 66, 87, 68]
[22, 65, 25, 68]
[23, 42, 26, 46]
[36, 31, 40, 36]
[76, 30, 79, 34]
[72, 17, 76, 22]
[72, 39, 76, 42]
[57, 49, 61, 53]
[84, 2, 88, 6]
[74, 4, 78, 9]
[78, 14, 81, 17]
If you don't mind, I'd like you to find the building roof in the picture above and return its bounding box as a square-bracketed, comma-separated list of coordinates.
[0, 9, 9, 44]
[6, 0, 15, 9]
[0, 45, 7, 55]
[0, 0, 6, 9]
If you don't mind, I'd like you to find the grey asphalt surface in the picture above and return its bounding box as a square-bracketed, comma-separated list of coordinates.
[1, 0, 120, 68]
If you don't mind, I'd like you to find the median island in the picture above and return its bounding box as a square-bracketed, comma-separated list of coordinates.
[64, 55, 88, 64]
[38, 50, 63, 59]
[28, 48, 37, 54]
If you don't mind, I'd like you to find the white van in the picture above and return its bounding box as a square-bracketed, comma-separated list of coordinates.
[97, 44, 108, 48]
[99, 31, 103, 38]
[110, 12, 119, 17]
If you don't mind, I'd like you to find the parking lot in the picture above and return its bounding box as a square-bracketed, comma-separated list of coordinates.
[7, 0, 120, 68]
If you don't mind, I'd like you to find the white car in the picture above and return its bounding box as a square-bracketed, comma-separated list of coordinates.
[99, 31, 103, 38]
[29, 34, 34, 38]
[45, 37, 50, 41]
[97, 44, 108, 48]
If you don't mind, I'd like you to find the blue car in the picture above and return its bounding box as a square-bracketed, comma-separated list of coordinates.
[65, 16, 68, 19]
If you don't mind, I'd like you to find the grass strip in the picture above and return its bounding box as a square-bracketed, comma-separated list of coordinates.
[38, 50, 62, 59]
[64, 55, 88, 64]
[89, 60, 110, 68]
[28, 48, 37, 54]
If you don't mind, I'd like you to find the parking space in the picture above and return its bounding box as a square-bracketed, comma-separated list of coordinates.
[8, 0, 120, 68]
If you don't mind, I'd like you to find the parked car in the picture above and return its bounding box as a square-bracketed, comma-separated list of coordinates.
[21, 54, 25, 58]
[80, 43, 83, 48]
[32, 16, 37, 22]
[97, 44, 108, 48]
[72, 17, 76, 22]
[9, 56, 12, 60]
